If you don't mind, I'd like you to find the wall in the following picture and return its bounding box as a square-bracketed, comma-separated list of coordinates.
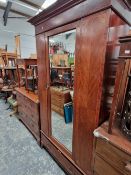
[0, 9, 36, 58]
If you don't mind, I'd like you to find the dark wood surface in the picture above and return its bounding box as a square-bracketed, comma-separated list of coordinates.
[29, 0, 130, 174]
[16, 87, 40, 143]
[16, 87, 39, 103]
[101, 10, 129, 124]
[94, 122, 131, 175]
[16, 58, 37, 66]
[16, 58, 37, 90]
[36, 34, 49, 136]
[72, 10, 111, 173]
[108, 35, 131, 133]
[29, 0, 131, 35]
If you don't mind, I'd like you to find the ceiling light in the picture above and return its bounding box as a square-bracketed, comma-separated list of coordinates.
[41, 0, 58, 9]
[35, 9, 42, 15]
[0, 0, 7, 3]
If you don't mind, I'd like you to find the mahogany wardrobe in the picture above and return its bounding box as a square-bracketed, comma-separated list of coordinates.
[29, 0, 131, 175]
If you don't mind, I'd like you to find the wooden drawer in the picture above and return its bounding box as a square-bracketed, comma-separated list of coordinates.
[19, 110, 39, 139]
[94, 155, 123, 175]
[18, 105, 39, 124]
[96, 138, 131, 175]
[41, 133, 82, 175]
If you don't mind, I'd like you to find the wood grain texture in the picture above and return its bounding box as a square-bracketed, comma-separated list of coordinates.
[29, 0, 130, 35]
[108, 59, 126, 133]
[94, 155, 123, 175]
[94, 122, 131, 175]
[16, 88, 40, 142]
[36, 34, 49, 136]
[101, 11, 129, 122]
[95, 139, 131, 175]
[30, 0, 130, 174]
[72, 10, 111, 174]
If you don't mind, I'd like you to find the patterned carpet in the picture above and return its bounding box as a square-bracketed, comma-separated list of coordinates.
[0, 99, 66, 175]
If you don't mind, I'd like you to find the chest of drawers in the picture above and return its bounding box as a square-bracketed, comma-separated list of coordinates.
[16, 87, 40, 143]
[51, 87, 72, 116]
[93, 122, 131, 175]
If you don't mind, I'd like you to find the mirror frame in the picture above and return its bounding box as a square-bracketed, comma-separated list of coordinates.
[45, 21, 79, 158]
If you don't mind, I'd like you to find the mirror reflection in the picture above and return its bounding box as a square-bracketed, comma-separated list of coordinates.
[49, 29, 76, 152]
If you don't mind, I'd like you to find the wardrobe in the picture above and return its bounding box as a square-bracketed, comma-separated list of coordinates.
[29, 0, 131, 174]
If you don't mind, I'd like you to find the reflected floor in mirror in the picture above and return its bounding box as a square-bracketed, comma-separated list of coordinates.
[52, 111, 73, 152]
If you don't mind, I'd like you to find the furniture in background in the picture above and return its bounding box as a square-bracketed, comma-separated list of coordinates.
[16, 59, 38, 92]
[29, 0, 130, 174]
[1, 52, 17, 67]
[51, 67, 72, 88]
[108, 35, 131, 141]
[51, 54, 68, 67]
[51, 86, 72, 116]
[3, 67, 17, 87]
[16, 87, 40, 143]
[93, 122, 131, 175]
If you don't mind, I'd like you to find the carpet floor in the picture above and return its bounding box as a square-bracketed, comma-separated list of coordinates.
[0, 99, 66, 175]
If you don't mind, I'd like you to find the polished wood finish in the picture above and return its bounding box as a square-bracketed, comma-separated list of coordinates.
[29, 0, 130, 174]
[41, 132, 86, 175]
[29, 0, 131, 35]
[108, 35, 131, 133]
[72, 10, 111, 173]
[16, 87, 40, 143]
[94, 122, 131, 175]
[36, 34, 49, 136]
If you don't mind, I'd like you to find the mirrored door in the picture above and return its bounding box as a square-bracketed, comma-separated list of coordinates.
[48, 29, 76, 152]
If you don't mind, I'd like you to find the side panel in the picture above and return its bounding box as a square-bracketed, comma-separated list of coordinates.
[101, 10, 129, 121]
[72, 10, 111, 174]
[36, 34, 49, 135]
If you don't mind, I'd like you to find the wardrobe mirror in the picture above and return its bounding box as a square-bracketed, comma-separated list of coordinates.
[49, 29, 76, 152]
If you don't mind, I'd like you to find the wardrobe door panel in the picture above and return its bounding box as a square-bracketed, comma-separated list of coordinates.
[36, 34, 49, 135]
[73, 9, 111, 174]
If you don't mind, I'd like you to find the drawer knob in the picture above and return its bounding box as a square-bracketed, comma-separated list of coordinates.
[125, 162, 131, 172]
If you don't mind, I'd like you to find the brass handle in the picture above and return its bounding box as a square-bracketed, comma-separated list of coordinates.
[125, 162, 131, 172]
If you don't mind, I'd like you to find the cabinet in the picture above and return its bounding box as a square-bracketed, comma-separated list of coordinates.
[51, 87, 72, 116]
[94, 122, 131, 175]
[16, 87, 40, 143]
[29, 0, 130, 174]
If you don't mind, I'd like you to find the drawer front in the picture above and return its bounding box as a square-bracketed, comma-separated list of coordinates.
[18, 105, 39, 125]
[41, 133, 82, 175]
[17, 94, 39, 123]
[19, 110, 39, 139]
[94, 155, 123, 175]
[96, 138, 131, 175]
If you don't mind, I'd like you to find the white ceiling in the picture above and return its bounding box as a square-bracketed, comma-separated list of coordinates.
[0, 0, 45, 18]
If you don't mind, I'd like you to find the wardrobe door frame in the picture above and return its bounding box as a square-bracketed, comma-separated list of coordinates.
[44, 20, 80, 158]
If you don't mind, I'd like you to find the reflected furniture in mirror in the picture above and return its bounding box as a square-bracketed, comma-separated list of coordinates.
[49, 30, 75, 152]
[16, 58, 40, 144]
[29, 0, 130, 174]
